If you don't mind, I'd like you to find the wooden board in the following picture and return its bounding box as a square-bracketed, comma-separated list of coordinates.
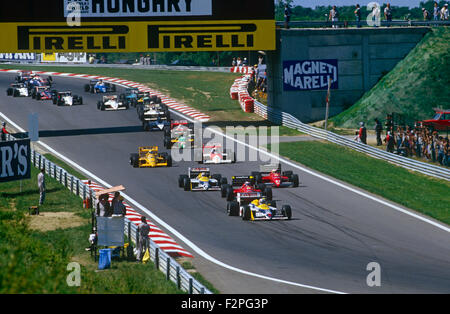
[95, 185, 125, 198]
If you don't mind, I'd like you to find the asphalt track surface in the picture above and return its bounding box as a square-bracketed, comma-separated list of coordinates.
[1, 73, 449, 294]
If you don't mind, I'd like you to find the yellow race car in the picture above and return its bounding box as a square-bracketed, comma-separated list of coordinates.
[129, 146, 172, 168]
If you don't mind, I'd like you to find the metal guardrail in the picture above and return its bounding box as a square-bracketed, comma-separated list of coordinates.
[253, 102, 450, 181]
[4, 133, 211, 294]
[277, 20, 450, 28]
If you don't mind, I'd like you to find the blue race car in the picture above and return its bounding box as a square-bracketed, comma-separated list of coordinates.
[120, 87, 140, 107]
[84, 79, 116, 93]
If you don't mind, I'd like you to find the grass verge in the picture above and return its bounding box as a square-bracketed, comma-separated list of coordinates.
[0, 165, 189, 293]
[268, 141, 450, 225]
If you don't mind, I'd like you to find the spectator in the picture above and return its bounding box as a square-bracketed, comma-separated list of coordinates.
[385, 131, 396, 153]
[375, 118, 383, 146]
[284, 4, 292, 29]
[441, 4, 449, 20]
[37, 168, 45, 206]
[422, 8, 431, 21]
[258, 54, 264, 65]
[384, 3, 393, 24]
[137, 216, 151, 262]
[329, 6, 339, 28]
[359, 122, 367, 144]
[111, 192, 126, 216]
[433, 2, 441, 21]
[353, 131, 361, 143]
[236, 57, 242, 66]
[231, 57, 237, 66]
[355, 4, 362, 28]
[1, 121, 8, 141]
[243, 57, 248, 66]
[96, 194, 112, 217]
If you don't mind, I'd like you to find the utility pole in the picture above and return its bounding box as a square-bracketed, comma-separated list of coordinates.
[324, 76, 331, 130]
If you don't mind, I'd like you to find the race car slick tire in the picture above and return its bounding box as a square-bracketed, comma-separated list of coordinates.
[292, 174, 299, 188]
[243, 206, 252, 221]
[183, 178, 191, 191]
[227, 201, 239, 216]
[282, 205, 292, 220]
[84, 84, 90, 92]
[178, 175, 188, 188]
[130, 153, 139, 168]
[264, 187, 273, 201]
[221, 184, 230, 198]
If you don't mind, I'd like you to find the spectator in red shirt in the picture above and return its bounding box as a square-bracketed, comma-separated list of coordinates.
[1, 122, 8, 141]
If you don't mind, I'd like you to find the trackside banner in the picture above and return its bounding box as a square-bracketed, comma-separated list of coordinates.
[0, 139, 31, 183]
[0, 53, 36, 61]
[0, 0, 275, 52]
[283, 59, 339, 91]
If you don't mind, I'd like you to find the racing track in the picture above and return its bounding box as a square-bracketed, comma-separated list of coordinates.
[1, 72, 449, 294]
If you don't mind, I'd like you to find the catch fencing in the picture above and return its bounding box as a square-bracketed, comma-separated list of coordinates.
[4, 133, 211, 294]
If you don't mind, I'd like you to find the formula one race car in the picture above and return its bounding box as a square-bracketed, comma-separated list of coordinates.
[119, 87, 140, 107]
[163, 120, 195, 149]
[227, 193, 292, 221]
[195, 143, 235, 164]
[15, 70, 33, 83]
[52, 91, 83, 106]
[6, 83, 30, 97]
[31, 86, 56, 100]
[97, 95, 128, 111]
[220, 175, 272, 201]
[251, 163, 299, 188]
[84, 79, 116, 93]
[178, 167, 227, 191]
[129, 146, 172, 168]
[137, 101, 170, 131]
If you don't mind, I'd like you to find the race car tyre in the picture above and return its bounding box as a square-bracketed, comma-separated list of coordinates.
[6, 88, 12, 96]
[31, 91, 36, 99]
[282, 205, 292, 220]
[227, 201, 239, 216]
[100, 103, 105, 111]
[164, 136, 171, 149]
[178, 175, 188, 188]
[221, 184, 230, 198]
[143, 122, 150, 132]
[255, 174, 263, 184]
[242, 206, 252, 221]
[268, 200, 277, 208]
[282, 171, 293, 178]
[129, 153, 139, 168]
[212, 174, 222, 183]
[264, 187, 273, 201]
[13, 90, 19, 97]
[167, 155, 172, 167]
[52, 97, 57, 105]
[292, 174, 299, 188]
[183, 178, 191, 191]
[84, 84, 90, 92]
[220, 177, 228, 186]
[36, 94, 41, 100]
[78, 96, 83, 105]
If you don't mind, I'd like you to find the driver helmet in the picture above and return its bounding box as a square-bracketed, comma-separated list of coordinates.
[259, 198, 266, 205]
[244, 181, 250, 186]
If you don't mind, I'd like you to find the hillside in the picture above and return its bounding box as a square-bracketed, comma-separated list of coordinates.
[331, 27, 450, 128]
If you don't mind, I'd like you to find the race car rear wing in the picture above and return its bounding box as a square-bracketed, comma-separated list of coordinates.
[259, 163, 281, 173]
[189, 167, 210, 178]
[231, 175, 255, 187]
[236, 192, 262, 204]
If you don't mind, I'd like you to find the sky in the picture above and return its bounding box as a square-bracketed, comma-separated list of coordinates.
[290, 0, 425, 8]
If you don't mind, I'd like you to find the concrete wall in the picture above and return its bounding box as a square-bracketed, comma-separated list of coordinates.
[267, 27, 430, 122]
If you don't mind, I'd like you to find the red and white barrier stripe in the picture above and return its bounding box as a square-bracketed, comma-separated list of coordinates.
[230, 74, 255, 113]
[82, 179, 194, 258]
[0, 69, 211, 122]
[230, 66, 255, 75]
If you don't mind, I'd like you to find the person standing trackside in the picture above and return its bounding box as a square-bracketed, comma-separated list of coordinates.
[433, 2, 441, 21]
[137, 216, 151, 262]
[329, 6, 339, 28]
[359, 122, 367, 144]
[441, 4, 449, 20]
[1, 122, 8, 141]
[355, 4, 362, 28]
[284, 4, 292, 29]
[37, 168, 45, 206]
[384, 3, 393, 25]
[375, 118, 383, 146]
[111, 192, 126, 216]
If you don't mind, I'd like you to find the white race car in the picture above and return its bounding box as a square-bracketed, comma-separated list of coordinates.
[97, 95, 128, 111]
[7, 83, 29, 97]
[138, 102, 170, 131]
[196, 144, 235, 164]
[178, 167, 227, 191]
[227, 192, 292, 221]
[52, 91, 83, 106]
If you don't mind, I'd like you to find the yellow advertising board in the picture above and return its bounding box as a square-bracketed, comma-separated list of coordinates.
[42, 53, 56, 61]
[0, 20, 275, 53]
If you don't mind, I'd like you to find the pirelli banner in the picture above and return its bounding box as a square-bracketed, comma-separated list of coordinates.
[0, 0, 275, 52]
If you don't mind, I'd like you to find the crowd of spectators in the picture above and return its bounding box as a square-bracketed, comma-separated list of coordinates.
[362, 116, 450, 167]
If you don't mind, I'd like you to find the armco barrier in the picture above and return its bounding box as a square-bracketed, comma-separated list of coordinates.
[4, 134, 211, 294]
[229, 79, 450, 181]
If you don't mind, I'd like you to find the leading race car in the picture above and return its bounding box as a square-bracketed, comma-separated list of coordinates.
[31, 86, 56, 100]
[129, 146, 172, 168]
[84, 79, 116, 93]
[52, 91, 83, 106]
[178, 167, 227, 191]
[195, 143, 235, 164]
[220, 175, 272, 201]
[227, 192, 292, 221]
[251, 163, 299, 188]
[137, 101, 170, 131]
[163, 120, 196, 149]
[7, 83, 30, 97]
[97, 95, 128, 111]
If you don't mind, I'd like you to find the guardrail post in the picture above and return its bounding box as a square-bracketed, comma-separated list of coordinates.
[176, 266, 181, 289]
[70, 175, 74, 193]
[155, 248, 159, 270]
[76, 179, 79, 196]
[166, 257, 170, 281]
[201, 287, 205, 294]
[189, 278, 193, 294]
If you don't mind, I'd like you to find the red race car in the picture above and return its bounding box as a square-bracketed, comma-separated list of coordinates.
[251, 164, 299, 188]
[418, 108, 450, 132]
[220, 175, 272, 201]
[31, 86, 55, 100]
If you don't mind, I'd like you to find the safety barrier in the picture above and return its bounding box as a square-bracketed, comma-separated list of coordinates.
[4, 133, 212, 294]
[277, 20, 450, 28]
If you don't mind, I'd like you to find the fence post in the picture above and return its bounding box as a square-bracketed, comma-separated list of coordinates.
[176, 266, 181, 289]
[189, 278, 193, 294]
[155, 248, 159, 270]
[166, 257, 170, 281]
[76, 179, 79, 196]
